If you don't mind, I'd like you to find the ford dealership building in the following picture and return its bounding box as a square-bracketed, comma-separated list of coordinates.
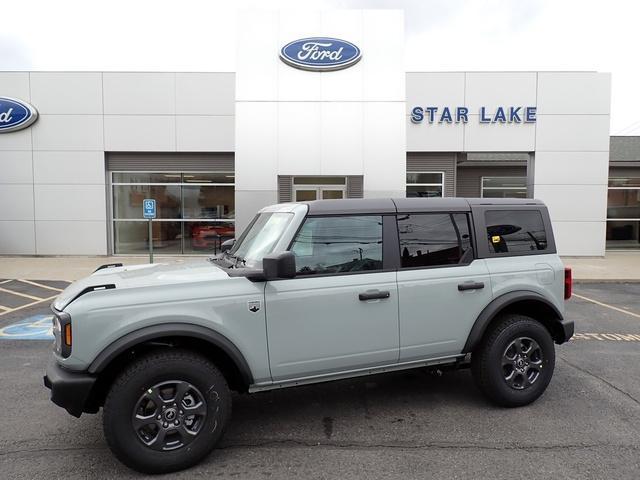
[0, 10, 635, 257]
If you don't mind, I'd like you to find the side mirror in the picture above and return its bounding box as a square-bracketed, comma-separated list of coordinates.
[221, 238, 235, 252]
[262, 251, 296, 280]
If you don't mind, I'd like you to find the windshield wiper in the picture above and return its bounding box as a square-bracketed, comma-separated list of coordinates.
[208, 250, 237, 267]
[232, 254, 246, 268]
[217, 250, 246, 268]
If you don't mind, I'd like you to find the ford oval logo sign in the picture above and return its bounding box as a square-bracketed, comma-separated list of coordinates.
[280, 37, 362, 71]
[0, 97, 38, 133]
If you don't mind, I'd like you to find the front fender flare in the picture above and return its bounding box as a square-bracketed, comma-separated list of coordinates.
[87, 323, 254, 387]
[463, 290, 569, 353]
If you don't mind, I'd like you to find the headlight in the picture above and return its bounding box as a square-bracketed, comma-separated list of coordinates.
[51, 308, 72, 358]
[52, 316, 61, 354]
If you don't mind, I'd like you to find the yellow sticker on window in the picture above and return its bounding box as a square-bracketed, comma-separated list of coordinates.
[491, 235, 501, 244]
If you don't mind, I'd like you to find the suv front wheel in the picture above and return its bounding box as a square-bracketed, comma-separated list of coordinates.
[472, 314, 555, 407]
[103, 349, 231, 473]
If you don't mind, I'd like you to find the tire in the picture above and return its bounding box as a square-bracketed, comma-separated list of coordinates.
[103, 349, 231, 474]
[471, 314, 555, 407]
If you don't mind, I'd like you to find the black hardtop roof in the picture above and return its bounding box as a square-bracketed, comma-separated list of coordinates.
[304, 197, 545, 215]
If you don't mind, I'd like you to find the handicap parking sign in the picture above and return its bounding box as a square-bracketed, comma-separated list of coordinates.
[143, 199, 156, 219]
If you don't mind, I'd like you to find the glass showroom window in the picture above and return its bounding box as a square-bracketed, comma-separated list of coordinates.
[111, 172, 235, 254]
[406, 172, 444, 198]
[481, 177, 527, 198]
[606, 177, 640, 249]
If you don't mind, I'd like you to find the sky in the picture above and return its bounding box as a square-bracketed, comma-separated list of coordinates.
[2, 0, 638, 134]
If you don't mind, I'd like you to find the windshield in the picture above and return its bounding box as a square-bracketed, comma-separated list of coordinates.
[229, 212, 293, 267]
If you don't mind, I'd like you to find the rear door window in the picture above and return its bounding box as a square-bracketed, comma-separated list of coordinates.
[397, 213, 472, 268]
[485, 210, 548, 254]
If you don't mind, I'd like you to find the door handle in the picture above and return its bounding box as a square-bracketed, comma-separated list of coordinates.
[358, 290, 390, 301]
[458, 281, 485, 291]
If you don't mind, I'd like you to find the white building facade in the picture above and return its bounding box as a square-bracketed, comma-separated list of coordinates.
[0, 10, 614, 257]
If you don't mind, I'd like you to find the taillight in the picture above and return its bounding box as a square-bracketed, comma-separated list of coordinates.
[564, 267, 572, 300]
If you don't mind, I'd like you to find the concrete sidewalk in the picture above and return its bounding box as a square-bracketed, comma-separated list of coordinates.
[562, 251, 640, 283]
[0, 256, 191, 282]
[1, 252, 640, 283]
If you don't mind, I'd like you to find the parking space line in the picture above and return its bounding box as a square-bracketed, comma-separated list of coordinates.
[0, 305, 9, 312]
[0, 294, 57, 316]
[573, 293, 640, 320]
[18, 279, 64, 292]
[0, 287, 45, 302]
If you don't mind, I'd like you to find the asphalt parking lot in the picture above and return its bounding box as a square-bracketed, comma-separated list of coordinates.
[0, 283, 639, 479]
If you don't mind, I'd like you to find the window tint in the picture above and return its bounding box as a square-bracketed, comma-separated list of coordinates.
[290, 216, 383, 275]
[398, 213, 471, 268]
[486, 210, 547, 254]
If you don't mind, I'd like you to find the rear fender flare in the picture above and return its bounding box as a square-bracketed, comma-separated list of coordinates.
[463, 291, 564, 353]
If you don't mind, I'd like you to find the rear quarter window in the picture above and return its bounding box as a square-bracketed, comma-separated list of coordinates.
[485, 210, 548, 254]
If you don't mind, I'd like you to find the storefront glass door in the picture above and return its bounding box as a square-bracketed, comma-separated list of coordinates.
[606, 176, 640, 249]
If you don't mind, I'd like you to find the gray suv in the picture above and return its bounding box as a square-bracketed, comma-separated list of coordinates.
[44, 198, 574, 473]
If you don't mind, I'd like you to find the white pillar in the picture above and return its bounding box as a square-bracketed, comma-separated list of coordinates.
[234, 9, 406, 234]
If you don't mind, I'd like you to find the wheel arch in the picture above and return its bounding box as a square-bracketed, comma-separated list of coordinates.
[463, 291, 568, 353]
[85, 323, 254, 412]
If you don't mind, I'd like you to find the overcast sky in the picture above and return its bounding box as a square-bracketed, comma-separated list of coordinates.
[2, 0, 638, 134]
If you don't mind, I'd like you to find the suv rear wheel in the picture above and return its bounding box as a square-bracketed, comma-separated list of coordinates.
[103, 349, 231, 473]
[472, 314, 555, 407]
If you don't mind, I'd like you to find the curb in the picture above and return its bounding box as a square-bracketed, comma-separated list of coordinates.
[573, 279, 640, 284]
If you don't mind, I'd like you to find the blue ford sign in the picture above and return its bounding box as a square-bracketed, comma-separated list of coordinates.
[0, 97, 38, 133]
[280, 37, 362, 71]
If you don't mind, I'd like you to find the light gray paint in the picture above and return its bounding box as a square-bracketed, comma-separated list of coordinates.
[265, 271, 399, 380]
[50, 201, 566, 394]
[398, 259, 492, 360]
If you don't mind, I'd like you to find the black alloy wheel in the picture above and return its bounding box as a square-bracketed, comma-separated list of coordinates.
[103, 350, 231, 474]
[132, 380, 209, 451]
[501, 337, 544, 390]
[472, 314, 555, 407]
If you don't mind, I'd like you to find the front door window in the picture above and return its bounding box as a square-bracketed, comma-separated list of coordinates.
[290, 215, 384, 275]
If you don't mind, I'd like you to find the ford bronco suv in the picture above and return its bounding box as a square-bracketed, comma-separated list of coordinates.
[44, 198, 573, 473]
